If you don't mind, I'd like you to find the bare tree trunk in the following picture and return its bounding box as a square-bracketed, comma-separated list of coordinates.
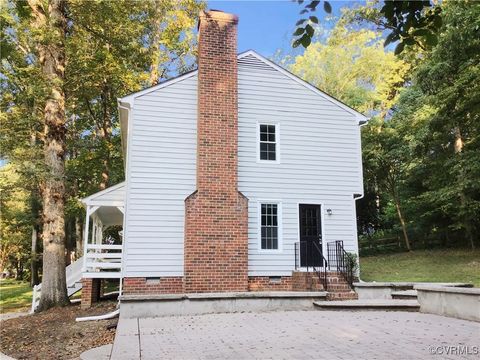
[29, 0, 69, 311]
[98, 82, 112, 190]
[75, 216, 83, 259]
[149, 14, 162, 86]
[393, 192, 411, 251]
[454, 127, 475, 250]
[30, 226, 40, 286]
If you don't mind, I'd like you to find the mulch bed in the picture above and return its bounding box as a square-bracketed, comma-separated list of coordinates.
[0, 301, 117, 360]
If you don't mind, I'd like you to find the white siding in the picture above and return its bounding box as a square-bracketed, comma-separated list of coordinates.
[122, 53, 363, 278]
[237, 55, 362, 276]
[123, 75, 197, 277]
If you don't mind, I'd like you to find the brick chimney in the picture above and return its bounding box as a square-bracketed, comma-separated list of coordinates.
[184, 10, 248, 293]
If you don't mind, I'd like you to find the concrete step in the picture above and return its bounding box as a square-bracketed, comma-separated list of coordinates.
[326, 292, 358, 301]
[313, 299, 420, 311]
[391, 290, 417, 300]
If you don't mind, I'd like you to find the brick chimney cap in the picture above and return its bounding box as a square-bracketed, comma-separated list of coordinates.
[199, 9, 239, 24]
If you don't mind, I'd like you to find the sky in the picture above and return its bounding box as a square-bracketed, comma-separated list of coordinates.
[208, 0, 360, 57]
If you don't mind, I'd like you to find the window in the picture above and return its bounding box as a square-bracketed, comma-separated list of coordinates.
[259, 124, 277, 161]
[261, 203, 279, 250]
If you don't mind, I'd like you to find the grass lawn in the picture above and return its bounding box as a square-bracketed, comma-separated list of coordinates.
[0, 279, 32, 314]
[360, 248, 480, 287]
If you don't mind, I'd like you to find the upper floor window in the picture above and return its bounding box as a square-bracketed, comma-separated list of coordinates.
[259, 124, 278, 162]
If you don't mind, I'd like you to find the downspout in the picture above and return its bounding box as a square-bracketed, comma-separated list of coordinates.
[117, 100, 132, 303]
[354, 117, 369, 282]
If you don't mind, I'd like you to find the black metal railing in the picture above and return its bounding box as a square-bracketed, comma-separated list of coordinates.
[294, 241, 328, 291]
[327, 240, 354, 287]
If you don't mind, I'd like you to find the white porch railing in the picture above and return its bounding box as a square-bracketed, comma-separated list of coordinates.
[83, 244, 122, 278]
[31, 256, 84, 313]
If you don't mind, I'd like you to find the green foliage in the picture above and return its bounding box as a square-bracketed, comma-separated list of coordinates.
[294, 0, 442, 53]
[0, 164, 32, 279]
[290, 26, 409, 116]
[358, 1, 480, 248]
[0, 0, 205, 278]
[346, 252, 359, 276]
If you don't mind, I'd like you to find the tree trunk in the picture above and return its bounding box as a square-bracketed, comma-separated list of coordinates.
[98, 82, 112, 190]
[393, 194, 411, 251]
[30, 226, 40, 286]
[75, 216, 83, 259]
[454, 126, 475, 249]
[148, 8, 163, 86]
[65, 219, 71, 266]
[29, 0, 69, 311]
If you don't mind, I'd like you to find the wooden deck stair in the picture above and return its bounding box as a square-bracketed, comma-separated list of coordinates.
[31, 256, 84, 312]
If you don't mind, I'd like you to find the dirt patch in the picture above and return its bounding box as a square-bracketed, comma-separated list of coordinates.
[0, 301, 117, 360]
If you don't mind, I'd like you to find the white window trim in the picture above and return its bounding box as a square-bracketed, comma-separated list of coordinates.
[257, 201, 283, 253]
[256, 122, 280, 164]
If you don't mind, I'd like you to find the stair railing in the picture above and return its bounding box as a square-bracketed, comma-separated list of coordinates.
[327, 240, 354, 288]
[294, 241, 328, 291]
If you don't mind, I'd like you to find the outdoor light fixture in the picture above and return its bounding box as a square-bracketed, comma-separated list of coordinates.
[326, 209, 333, 215]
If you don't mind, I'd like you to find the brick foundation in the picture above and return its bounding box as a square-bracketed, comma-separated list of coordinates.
[248, 276, 293, 291]
[291, 272, 325, 291]
[122, 277, 184, 295]
[81, 278, 101, 309]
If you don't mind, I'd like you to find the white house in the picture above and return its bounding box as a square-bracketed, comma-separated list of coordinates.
[33, 10, 367, 312]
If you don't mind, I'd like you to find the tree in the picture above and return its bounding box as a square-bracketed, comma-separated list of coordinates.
[1, 0, 204, 296]
[27, 0, 70, 310]
[293, 0, 443, 54]
[288, 22, 414, 247]
[290, 27, 409, 117]
[411, 0, 480, 249]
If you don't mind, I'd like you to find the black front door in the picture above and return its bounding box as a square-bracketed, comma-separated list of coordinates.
[299, 204, 323, 267]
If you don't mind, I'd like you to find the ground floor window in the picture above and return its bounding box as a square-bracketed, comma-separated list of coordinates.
[260, 203, 279, 250]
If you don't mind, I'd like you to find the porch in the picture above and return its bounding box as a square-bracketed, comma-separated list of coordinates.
[81, 182, 125, 280]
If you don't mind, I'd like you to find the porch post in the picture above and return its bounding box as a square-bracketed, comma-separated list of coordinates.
[82, 205, 91, 272]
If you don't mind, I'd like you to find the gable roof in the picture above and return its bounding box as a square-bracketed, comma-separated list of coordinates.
[81, 181, 126, 206]
[117, 50, 367, 121]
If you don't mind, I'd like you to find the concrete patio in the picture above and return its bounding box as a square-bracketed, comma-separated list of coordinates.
[110, 310, 480, 359]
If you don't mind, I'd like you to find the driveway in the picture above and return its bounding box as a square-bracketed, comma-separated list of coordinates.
[111, 310, 479, 359]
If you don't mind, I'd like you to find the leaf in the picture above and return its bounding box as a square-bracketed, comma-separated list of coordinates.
[394, 41, 405, 55]
[293, 27, 305, 36]
[424, 32, 438, 46]
[300, 34, 312, 48]
[292, 38, 302, 48]
[323, 1, 332, 14]
[309, 16, 318, 24]
[403, 37, 416, 46]
[307, 1, 320, 11]
[305, 24, 314, 38]
[433, 15, 443, 29]
[412, 28, 431, 37]
[384, 32, 399, 46]
[300, 9, 308, 15]
[296, 19, 307, 26]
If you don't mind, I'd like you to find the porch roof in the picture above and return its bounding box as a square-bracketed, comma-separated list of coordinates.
[81, 182, 125, 207]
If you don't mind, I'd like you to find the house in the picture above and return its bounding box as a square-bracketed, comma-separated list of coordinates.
[32, 10, 367, 312]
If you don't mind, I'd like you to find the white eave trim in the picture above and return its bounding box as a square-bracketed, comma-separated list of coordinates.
[238, 50, 368, 122]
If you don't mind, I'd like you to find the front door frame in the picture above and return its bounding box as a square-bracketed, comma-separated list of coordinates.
[297, 203, 325, 268]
